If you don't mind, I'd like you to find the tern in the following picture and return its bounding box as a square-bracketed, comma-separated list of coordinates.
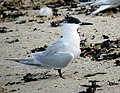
[7, 16, 92, 78]
[77, 0, 120, 15]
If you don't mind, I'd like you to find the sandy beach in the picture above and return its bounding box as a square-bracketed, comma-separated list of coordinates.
[0, 0, 120, 93]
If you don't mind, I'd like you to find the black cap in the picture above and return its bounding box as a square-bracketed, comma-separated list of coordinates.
[64, 15, 81, 24]
[64, 15, 93, 25]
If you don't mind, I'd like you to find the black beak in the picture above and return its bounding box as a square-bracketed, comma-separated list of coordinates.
[80, 22, 93, 25]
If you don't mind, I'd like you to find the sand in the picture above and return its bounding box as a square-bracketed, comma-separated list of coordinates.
[0, 3, 120, 93]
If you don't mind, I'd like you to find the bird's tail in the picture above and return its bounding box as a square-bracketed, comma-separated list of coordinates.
[6, 57, 41, 66]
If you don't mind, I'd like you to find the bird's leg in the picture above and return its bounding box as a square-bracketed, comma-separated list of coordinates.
[58, 69, 65, 79]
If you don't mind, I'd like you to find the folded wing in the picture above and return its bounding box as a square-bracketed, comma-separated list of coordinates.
[7, 39, 74, 69]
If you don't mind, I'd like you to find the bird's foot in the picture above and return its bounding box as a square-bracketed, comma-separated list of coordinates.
[58, 69, 65, 79]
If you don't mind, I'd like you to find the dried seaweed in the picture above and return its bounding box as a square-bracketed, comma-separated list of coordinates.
[80, 39, 120, 61]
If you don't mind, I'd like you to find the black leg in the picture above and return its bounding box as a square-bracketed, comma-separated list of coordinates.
[58, 69, 65, 79]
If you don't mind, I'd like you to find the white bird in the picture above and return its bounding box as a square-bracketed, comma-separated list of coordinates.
[6, 16, 92, 78]
[77, 0, 120, 15]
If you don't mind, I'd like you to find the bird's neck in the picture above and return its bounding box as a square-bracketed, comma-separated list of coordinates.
[62, 25, 80, 48]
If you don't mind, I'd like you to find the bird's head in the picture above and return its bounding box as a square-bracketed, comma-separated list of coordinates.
[62, 15, 93, 32]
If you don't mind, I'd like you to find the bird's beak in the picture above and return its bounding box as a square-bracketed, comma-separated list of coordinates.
[80, 22, 93, 25]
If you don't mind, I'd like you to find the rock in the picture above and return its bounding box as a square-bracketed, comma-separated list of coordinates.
[36, 20, 44, 23]
[39, 7, 53, 17]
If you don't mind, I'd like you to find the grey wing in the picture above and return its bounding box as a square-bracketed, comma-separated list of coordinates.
[31, 39, 68, 57]
[35, 52, 74, 68]
[92, 0, 120, 5]
[105, 0, 120, 5]
[31, 40, 74, 68]
[42, 39, 69, 56]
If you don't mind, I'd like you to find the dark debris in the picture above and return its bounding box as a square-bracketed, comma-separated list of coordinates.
[22, 73, 38, 82]
[80, 38, 87, 47]
[114, 60, 120, 66]
[51, 20, 63, 27]
[0, 10, 24, 22]
[5, 81, 21, 86]
[102, 35, 109, 39]
[16, 20, 26, 24]
[79, 80, 101, 93]
[5, 39, 19, 44]
[84, 72, 106, 78]
[31, 45, 47, 53]
[80, 39, 120, 61]
[0, 27, 13, 33]
[108, 81, 119, 86]
[22, 72, 51, 83]
[9, 89, 20, 92]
